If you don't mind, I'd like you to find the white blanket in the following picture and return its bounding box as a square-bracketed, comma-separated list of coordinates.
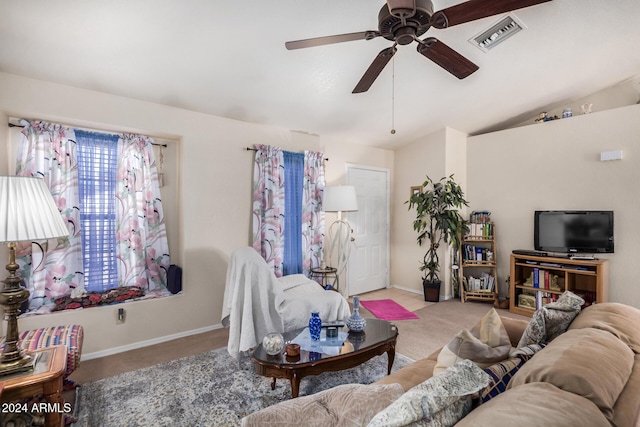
[222, 247, 351, 359]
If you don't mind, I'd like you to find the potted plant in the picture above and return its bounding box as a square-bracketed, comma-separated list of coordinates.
[407, 175, 469, 302]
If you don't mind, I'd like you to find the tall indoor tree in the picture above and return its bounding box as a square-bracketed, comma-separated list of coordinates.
[407, 175, 468, 302]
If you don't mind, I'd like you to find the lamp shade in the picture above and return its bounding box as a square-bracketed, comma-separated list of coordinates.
[0, 176, 69, 243]
[323, 186, 359, 212]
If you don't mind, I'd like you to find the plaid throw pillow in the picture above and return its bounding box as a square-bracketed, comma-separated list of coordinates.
[479, 343, 546, 404]
[480, 357, 524, 403]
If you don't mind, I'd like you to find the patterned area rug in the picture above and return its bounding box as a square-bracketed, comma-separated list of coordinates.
[72, 347, 413, 427]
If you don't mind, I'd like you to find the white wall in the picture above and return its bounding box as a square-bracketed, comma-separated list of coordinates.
[390, 128, 467, 299]
[0, 72, 394, 358]
[467, 104, 640, 308]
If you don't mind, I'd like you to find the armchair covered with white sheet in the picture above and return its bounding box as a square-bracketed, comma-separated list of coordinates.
[222, 247, 351, 359]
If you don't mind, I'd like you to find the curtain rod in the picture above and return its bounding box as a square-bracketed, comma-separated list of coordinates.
[8, 122, 168, 147]
[244, 147, 328, 161]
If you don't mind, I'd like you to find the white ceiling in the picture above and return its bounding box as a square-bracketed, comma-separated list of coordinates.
[1, 0, 640, 149]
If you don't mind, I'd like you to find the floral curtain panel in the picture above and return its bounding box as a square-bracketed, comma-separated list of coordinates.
[116, 133, 170, 291]
[15, 120, 84, 311]
[251, 144, 285, 276]
[302, 150, 325, 275]
[15, 120, 170, 313]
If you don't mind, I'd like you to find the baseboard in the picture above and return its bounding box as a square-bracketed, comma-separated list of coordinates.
[389, 284, 423, 295]
[389, 284, 455, 301]
[81, 323, 224, 361]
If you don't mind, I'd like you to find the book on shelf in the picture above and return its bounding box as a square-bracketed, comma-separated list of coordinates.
[469, 211, 491, 224]
[465, 222, 493, 239]
[462, 244, 494, 263]
[465, 273, 495, 292]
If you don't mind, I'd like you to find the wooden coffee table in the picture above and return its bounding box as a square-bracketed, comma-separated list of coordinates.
[252, 318, 398, 398]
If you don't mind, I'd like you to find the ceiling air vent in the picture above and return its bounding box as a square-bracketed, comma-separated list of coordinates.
[469, 15, 525, 52]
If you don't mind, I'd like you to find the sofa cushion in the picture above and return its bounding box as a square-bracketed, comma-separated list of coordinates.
[509, 328, 634, 422]
[367, 359, 490, 427]
[455, 383, 610, 427]
[611, 353, 640, 427]
[517, 291, 584, 347]
[434, 308, 511, 375]
[374, 357, 438, 392]
[568, 302, 640, 354]
[240, 383, 404, 427]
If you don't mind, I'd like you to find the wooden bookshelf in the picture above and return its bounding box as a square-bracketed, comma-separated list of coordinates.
[509, 253, 609, 317]
[460, 222, 498, 303]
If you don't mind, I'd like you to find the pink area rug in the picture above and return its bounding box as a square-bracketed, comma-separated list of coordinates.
[359, 299, 419, 320]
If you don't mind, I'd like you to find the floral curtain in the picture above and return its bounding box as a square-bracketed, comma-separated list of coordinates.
[116, 133, 170, 290]
[302, 151, 325, 275]
[251, 144, 285, 277]
[15, 120, 84, 311]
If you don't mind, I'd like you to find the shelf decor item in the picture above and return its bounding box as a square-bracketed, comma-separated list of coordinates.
[262, 332, 285, 356]
[309, 311, 322, 341]
[346, 296, 367, 332]
[406, 175, 468, 302]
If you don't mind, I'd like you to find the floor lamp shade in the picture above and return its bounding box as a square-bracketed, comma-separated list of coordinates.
[0, 176, 69, 375]
[323, 186, 358, 213]
[323, 186, 359, 291]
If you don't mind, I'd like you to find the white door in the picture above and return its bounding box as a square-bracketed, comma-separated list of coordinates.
[346, 165, 390, 296]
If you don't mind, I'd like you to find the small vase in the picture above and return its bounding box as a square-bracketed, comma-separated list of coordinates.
[309, 311, 322, 341]
[346, 296, 367, 332]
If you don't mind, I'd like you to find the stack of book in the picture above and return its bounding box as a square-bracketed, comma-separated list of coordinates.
[465, 273, 495, 292]
[469, 210, 491, 223]
[462, 244, 494, 262]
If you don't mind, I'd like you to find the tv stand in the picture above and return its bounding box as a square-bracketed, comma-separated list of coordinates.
[510, 253, 609, 317]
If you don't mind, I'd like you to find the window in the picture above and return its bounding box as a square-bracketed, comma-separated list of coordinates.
[75, 130, 119, 292]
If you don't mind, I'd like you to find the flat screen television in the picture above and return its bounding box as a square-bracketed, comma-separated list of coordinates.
[534, 210, 614, 254]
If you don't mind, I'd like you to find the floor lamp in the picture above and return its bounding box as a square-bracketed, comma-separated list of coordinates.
[0, 176, 69, 376]
[323, 186, 358, 293]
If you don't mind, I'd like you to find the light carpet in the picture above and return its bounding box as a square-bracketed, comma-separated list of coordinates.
[72, 347, 413, 427]
[359, 299, 419, 320]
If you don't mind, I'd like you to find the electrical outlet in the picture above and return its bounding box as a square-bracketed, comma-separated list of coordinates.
[116, 307, 126, 324]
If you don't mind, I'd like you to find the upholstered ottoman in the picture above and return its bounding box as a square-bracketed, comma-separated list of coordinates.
[18, 324, 84, 381]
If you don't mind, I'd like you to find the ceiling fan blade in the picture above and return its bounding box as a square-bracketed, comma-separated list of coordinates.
[285, 31, 380, 50]
[352, 46, 397, 94]
[417, 37, 478, 79]
[431, 0, 552, 29]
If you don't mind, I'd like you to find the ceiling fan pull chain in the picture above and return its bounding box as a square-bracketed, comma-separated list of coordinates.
[391, 56, 396, 135]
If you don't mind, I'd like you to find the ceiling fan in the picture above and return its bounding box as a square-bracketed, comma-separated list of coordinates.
[285, 0, 552, 93]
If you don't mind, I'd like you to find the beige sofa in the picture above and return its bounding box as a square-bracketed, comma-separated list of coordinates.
[243, 302, 640, 426]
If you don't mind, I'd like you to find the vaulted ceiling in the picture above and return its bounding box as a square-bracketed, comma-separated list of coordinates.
[1, 0, 639, 149]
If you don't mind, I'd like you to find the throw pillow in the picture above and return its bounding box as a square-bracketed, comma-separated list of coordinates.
[241, 383, 404, 427]
[517, 291, 584, 347]
[367, 359, 490, 427]
[479, 343, 546, 404]
[433, 308, 511, 375]
[479, 357, 523, 404]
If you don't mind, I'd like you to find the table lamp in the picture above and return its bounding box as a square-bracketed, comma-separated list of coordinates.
[323, 185, 358, 281]
[0, 176, 69, 375]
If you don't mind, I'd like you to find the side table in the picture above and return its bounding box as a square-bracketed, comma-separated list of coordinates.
[310, 266, 339, 291]
[0, 345, 68, 427]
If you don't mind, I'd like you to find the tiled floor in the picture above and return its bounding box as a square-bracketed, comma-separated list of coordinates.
[350, 287, 433, 312]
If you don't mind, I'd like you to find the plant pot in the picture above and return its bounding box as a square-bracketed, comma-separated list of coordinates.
[423, 279, 441, 302]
